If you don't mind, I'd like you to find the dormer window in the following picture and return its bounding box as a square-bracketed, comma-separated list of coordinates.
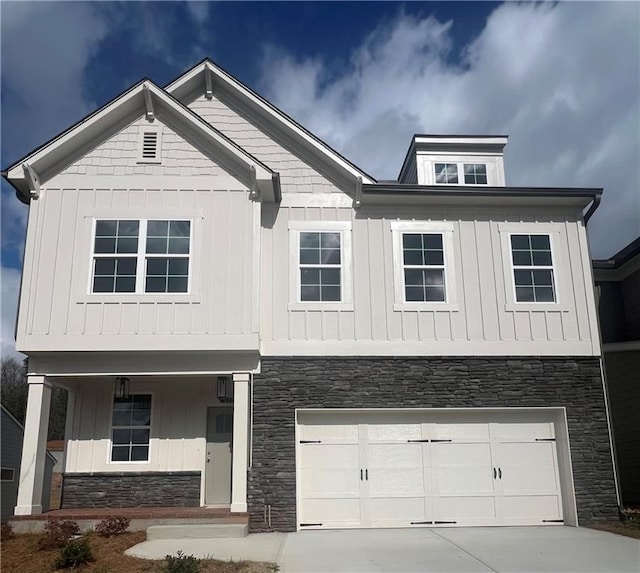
[464, 164, 487, 185]
[435, 163, 459, 184]
[137, 126, 162, 164]
[435, 162, 488, 185]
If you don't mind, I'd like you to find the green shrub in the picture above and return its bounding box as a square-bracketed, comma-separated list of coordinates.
[95, 516, 130, 537]
[37, 519, 81, 550]
[53, 537, 93, 569]
[162, 550, 201, 573]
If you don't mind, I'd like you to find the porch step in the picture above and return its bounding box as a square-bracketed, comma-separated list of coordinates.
[146, 523, 248, 540]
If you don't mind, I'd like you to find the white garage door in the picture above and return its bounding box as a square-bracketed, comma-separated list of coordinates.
[297, 411, 564, 529]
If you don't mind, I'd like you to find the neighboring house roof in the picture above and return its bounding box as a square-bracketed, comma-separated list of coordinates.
[165, 58, 377, 187]
[2, 79, 280, 203]
[593, 236, 640, 270]
[1, 404, 57, 463]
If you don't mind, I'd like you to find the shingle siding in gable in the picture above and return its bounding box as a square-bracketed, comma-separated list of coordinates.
[188, 95, 344, 194]
[59, 117, 227, 178]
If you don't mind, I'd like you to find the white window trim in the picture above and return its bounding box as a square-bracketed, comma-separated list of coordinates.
[88, 217, 194, 297]
[137, 125, 162, 164]
[390, 221, 458, 311]
[107, 392, 153, 465]
[498, 223, 569, 312]
[288, 220, 353, 311]
[433, 161, 489, 186]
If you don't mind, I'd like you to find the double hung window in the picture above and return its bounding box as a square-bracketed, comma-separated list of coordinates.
[110, 394, 152, 462]
[510, 234, 556, 302]
[91, 219, 191, 294]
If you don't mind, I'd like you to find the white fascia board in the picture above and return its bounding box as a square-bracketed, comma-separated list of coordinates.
[6, 80, 278, 202]
[414, 135, 509, 147]
[166, 60, 376, 186]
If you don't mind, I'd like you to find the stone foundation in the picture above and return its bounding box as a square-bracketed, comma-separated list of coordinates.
[249, 357, 618, 532]
[61, 471, 201, 508]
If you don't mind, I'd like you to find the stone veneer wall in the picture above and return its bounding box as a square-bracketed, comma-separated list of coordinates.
[249, 357, 618, 532]
[61, 472, 200, 508]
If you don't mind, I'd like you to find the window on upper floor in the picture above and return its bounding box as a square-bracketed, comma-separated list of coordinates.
[510, 234, 556, 303]
[435, 162, 488, 185]
[110, 394, 152, 462]
[1, 468, 15, 481]
[288, 221, 353, 309]
[91, 219, 191, 294]
[390, 221, 458, 310]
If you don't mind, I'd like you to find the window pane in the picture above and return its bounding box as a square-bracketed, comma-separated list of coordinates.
[167, 277, 188, 292]
[512, 250, 532, 266]
[146, 277, 167, 292]
[321, 286, 341, 301]
[516, 286, 535, 302]
[514, 270, 533, 286]
[300, 233, 319, 248]
[405, 286, 424, 301]
[147, 258, 168, 276]
[117, 258, 137, 276]
[423, 250, 444, 265]
[169, 221, 190, 237]
[94, 258, 115, 275]
[93, 277, 114, 293]
[422, 234, 443, 250]
[476, 173, 487, 184]
[405, 269, 424, 286]
[300, 248, 320, 264]
[112, 410, 131, 426]
[146, 237, 167, 254]
[535, 287, 555, 302]
[532, 251, 552, 266]
[530, 235, 550, 250]
[112, 429, 131, 445]
[320, 268, 341, 286]
[403, 249, 423, 266]
[118, 220, 139, 237]
[301, 286, 320, 301]
[96, 220, 117, 237]
[147, 220, 168, 236]
[403, 234, 422, 249]
[424, 269, 444, 286]
[131, 429, 150, 444]
[511, 235, 530, 250]
[301, 268, 320, 285]
[533, 269, 553, 286]
[111, 446, 130, 462]
[116, 237, 138, 254]
[168, 258, 189, 275]
[168, 237, 190, 254]
[321, 249, 341, 265]
[320, 233, 340, 248]
[133, 395, 151, 409]
[115, 277, 136, 293]
[425, 286, 445, 301]
[95, 237, 116, 254]
[131, 446, 149, 461]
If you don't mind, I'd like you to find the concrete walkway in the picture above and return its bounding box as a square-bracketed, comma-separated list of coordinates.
[126, 526, 640, 572]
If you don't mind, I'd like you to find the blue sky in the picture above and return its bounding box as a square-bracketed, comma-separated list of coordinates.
[1, 1, 639, 358]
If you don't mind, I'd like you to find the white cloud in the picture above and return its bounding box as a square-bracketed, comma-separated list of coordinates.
[1, 266, 24, 361]
[258, 2, 640, 258]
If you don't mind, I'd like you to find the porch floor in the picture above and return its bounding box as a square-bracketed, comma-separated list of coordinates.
[11, 506, 248, 523]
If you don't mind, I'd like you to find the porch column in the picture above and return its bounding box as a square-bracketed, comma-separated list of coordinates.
[14, 376, 52, 515]
[230, 372, 250, 513]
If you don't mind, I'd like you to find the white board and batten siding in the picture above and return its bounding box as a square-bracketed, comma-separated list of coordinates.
[296, 408, 576, 529]
[16, 116, 260, 354]
[261, 201, 601, 357]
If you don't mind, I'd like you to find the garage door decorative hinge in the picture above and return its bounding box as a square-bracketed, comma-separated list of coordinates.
[299, 440, 322, 444]
[535, 438, 556, 442]
[410, 521, 432, 525]
[434, 520, 457, 524]
[406, 439, 452, 443]
[542, 519, 564, 523]
[300, 523, 323, 527]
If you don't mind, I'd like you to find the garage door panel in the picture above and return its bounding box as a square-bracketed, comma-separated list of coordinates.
[499, 495, 562, 523]
[493, 422, 554, 441]
[500, 466, 559, 495]
[435, 468, 495, 496]
[300, 498, 361, 526]
[432, 423, 490, 441]
[369, 497, 429, 526]
[366, 421, 422, 442]
[434, 442, 492, 466]
[299, 444, 360, 498]
[368, 468, 426, 497]
[498, 442, 557, 465]
[435, 496, 497, 523]
[300, 420, 358, 443]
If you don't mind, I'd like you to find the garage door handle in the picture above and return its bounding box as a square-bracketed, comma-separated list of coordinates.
[493, 467, 497, 479]
[498, 468, 502, 479]
[360, 469, 363, 481]
[365, 469, 368, 481]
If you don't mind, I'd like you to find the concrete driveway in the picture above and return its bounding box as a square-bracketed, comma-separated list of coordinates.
[127, 526, 640, 572]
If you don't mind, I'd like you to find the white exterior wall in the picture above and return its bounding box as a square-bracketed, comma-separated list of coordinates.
[261, 198, 601, 356]
[15, 117, 259, 353]
[64, 378, 224, 473]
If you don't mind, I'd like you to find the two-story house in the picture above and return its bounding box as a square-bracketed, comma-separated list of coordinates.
[2, 59, 619, 532]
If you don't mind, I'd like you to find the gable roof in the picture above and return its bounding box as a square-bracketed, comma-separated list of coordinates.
[165, 58, 377, 188]
[1, 404, 57, 462]
[3, 78, 280, 203]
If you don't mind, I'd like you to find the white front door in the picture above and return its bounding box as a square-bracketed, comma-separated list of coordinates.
[297, 411, 564, 529]
[205, 407, 233, 505]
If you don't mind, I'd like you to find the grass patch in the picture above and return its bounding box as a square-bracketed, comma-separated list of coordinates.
[588, 520, 640, 539]
[1, 531, 275, 572]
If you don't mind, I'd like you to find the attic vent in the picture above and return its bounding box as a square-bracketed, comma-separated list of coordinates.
[142, 131, 158, 159]
[137, 126, 162, 164]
